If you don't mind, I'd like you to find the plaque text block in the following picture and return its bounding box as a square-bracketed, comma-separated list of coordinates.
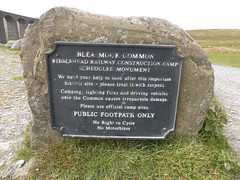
[46, 42, 184, 139]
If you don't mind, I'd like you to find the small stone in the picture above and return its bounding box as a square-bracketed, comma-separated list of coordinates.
[10, 39, 22, 49]
[16, 159, 25, 168]
[2, 174, 11, 179]
[5, 40, 16, 48]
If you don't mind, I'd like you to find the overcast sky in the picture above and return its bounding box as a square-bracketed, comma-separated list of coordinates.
[1, 0, 239, 30]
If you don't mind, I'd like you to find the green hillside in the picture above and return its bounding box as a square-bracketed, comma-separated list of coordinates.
[187, 29, 240, 68]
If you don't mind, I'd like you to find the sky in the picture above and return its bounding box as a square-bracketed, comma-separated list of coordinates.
[1, 0, 239, 30]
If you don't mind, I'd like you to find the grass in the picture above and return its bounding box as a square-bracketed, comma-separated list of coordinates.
[207, 51, 240, 67]
[187, 29, 240, 68]
[30, 138, 236, 180]
[206, 50, 240, 68]
[17, 99, 240, 180]
[187, 29, 240, 49]
[0, 46, 21, 53]
[15, 121, 35, 161]
[12, 75, 24, 81]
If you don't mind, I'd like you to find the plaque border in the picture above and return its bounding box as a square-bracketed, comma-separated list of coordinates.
[46, 42, 184, 140]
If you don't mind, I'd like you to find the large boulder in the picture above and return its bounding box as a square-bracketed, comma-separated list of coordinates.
[20, 7, 214, 147]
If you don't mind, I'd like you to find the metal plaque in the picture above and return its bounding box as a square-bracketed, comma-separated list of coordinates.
[46, 42, 184, 139]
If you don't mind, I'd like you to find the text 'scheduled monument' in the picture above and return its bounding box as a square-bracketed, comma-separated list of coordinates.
[20, 7, 214, 147]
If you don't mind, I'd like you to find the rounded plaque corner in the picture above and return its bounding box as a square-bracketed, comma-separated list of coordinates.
[52, 126, 65, 136]
[45, 42, 62, 57]
[162, 128, 175, 140]
[168, 46, 183, 61]
[178, 54, 185, 61]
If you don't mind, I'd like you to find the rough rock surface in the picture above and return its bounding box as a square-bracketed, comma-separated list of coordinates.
[20, 7, 214, 147]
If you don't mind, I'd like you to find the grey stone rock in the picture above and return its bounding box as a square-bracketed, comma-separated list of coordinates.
[10, 39, 22, 49]
[5, 40, 16, 48]
[16, 159, 25, 168]
[20, 7, 214, 147]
